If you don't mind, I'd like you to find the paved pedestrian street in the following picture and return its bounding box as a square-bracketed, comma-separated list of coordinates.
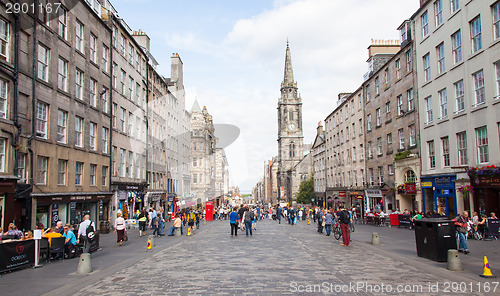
[39, 219, 496, 296]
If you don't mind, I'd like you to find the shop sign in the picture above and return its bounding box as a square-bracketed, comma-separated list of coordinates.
[405, 183, 417, 194]
[356, 195, 364, 199]
[421, 182, 433, 188]
[70, 196, 92, 201]
[118, 191, 127, 201]
[280, 187, 285, 199]
[475, 176, 500, 187]
[435, 177, 452, 185]
[365, 189, 383, 198]
[99, 200, 103, 220]
[51, 204, 59, 227]
[339, 192, 346, 197]
[69, 202, 76, 225]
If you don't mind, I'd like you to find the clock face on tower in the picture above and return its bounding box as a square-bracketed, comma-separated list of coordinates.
[288, 123, 296, 131]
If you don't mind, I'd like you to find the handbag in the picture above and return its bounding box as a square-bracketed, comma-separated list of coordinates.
[322, 221, 326, 227]
[123, 232, 128, 242]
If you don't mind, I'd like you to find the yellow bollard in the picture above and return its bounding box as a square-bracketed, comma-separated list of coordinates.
[147, 238, 151, 250]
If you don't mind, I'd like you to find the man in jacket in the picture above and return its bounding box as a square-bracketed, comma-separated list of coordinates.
[77, 214, 95, 253]
[338, 206, 352, 246]
[454, 211, 469, 254]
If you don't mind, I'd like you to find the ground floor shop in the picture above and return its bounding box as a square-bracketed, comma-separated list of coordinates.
[33, 192, 112, 230]
[114, 184, 146, 222]
[421, 175, 457, 218]
[468, 168, 500, 217]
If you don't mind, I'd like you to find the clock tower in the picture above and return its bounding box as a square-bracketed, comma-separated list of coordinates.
[277, 42, 303, 203]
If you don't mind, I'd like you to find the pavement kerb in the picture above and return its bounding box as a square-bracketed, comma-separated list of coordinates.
[41, 226, 206, 296]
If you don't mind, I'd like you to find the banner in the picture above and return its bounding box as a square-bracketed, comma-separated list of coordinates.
[0, 240, 36, 273]
[51, 203, 59, 227]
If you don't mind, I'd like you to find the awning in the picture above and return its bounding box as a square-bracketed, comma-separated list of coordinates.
[145, 191, 164, 203]
[365, 189, 383, 198]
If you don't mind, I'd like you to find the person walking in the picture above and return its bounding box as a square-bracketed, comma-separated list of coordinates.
[317, 208, 324, 233]
[77, 214, 95, 253]
[187, 209, 196, 236]
[324, 210, 334, 236]
[242, 207, 254, 236]
[152, 213, 161, 237]
[338, 206, 352, 246]
[138, 209, 148, 237]
[158, 209, 165, 236]
[454, 211, 470, 254]
[114, 212, 127, 246]
[230, 206, 239, 237]
[276, 206, 282, 224]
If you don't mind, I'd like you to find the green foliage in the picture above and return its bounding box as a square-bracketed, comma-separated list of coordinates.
[296, 175, 314, 204]
[394, 150, 411, 161]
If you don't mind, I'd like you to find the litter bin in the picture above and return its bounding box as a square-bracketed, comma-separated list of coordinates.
[414, 219, 455, 262]
[100, 220, 110, 234]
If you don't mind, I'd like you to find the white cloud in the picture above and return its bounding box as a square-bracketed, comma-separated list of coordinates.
[179, 0, 418, 192]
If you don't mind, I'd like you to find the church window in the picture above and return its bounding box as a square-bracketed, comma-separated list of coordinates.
[289, 142, 296, 158]
[289, 111, 294, 121]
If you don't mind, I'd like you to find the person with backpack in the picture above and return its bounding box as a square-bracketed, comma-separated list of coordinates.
[338, 206, 352, 246]
[77, 214, 95, 253]
[317, 208, 324, 233]
[229, 206, 240, 237]
[138, 209, 148, 237]
[242, 207, 254, 236]
[187, 209, 196, 236]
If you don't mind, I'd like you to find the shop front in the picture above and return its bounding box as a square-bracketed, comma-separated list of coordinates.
[115, 184, 146, 220]
[468, 166, 500, 217]
[421, 175, 457, 218]
[396, 183, 418, 213]
[0, 178, 19, 230]
[314, 192, 326, 208]
[32, 192, 112, 229]
[364, 189, 383, 213]
[166, 194, 178, 219]
[145, 191, 164, 210]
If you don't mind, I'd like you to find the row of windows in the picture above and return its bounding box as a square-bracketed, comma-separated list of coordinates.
[36, 101, 109, 152]
[427, 124, 500, 169]
[111, 147, 146, 180]
[112, 26, 147, 77]
[111, 103, 147, 142]
[424, 63, 500, 124]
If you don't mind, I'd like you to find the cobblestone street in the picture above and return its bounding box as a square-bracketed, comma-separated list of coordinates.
[39, 219, 497, 296]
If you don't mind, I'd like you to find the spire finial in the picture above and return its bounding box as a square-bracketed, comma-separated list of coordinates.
[286, 38, 289, 48]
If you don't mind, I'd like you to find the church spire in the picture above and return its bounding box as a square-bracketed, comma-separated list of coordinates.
[283, 40, 294, 87]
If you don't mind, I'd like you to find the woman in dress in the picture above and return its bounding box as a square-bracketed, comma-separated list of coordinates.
[114, 212, 126, 246]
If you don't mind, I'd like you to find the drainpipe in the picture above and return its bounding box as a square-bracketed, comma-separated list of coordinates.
[108, 29, 113, 195]
[27, 0, 39, 230]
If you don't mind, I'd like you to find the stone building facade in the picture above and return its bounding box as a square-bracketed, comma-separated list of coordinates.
[413, 0, 500, 217]
[312, 122, 326, 206]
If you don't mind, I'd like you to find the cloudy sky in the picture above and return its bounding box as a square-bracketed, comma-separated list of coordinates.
[113, 0, 420, 193]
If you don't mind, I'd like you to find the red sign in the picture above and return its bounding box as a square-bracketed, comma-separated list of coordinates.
[339, 192, 346, 197]
[405, 183, 417, 194]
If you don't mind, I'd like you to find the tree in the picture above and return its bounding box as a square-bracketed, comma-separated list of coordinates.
[296, 175, 314, 204]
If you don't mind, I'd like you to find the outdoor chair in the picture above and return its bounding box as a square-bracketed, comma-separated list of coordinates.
[49, 237, 65, 260]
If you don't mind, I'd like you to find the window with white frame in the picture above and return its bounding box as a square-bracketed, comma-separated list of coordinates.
[102, 166, 107, 187]
[119, 149, 125, 177]
[359, 119, 363, 135]
[112, 103, 117, 128]
[387, 133, 393, 145]
[369, 168, 374, 185]
[495, 61, 500, 98]
[120, 34, 125, 55]
[128, 42, 133, 63]
[476, 126, 489, 163]
[128, 76, 133, 100]
[451, 30, 462, 64]
[352, 122, 356, 138]
[58, 57, 68, 91]
[17, 153, 27, 183]
[494, 2, 500, 40]
[75, 20, 84, 52]
[90, 122, 97, 151]
[75, 116, 83, 147]
[406, 50, 412, 72]
[375, 77, 380, 95]
[398, 128, 405, 150]
[58, 7, 67, 39]
[36, 101, 48, 138]
[0, 18, 9, 61]
[388, 164, 394, 176]
[377, 137, 382, 155]
[421, 11, 429, 37]
[120, 69, 125, 94]
[457, 131, 468, 165]
[75, 68, 83, 100]
[75, 161, 83, 185]
[102, 44, 109, 72]
[397, 95, 403, 115]
[367, 114, 372, 131]
[135, 83, 140, 104]
[128, 151, 133, 178]
[472, 70, 485, 105]
[436, 43, 445, 74]
[57, 109, 67, 144]
[428, 141, 436, 168]
[102, 87, 109, 113]
[454, 80, 465, 112]
[378, 167, 384, 185]
[451, 0, 459, 13]
[439, 89, 448, 119]
[470, 16, 482, 53]
[384, 68, 389, 84]
[90, 78, 97, 107]
[407, 88, 414, 111]
[89, 164, 97, 186]
[376, 108, 381, 127]
[434, 0, 443, 26]
[366, 84, 371, 102]
[425, 96, 433, 124]
[386, 101, 391, 114]
[136, 50, 140, 69]
[38, 0, 49, 25]
[128, 112, 133, 137]
[112, 63, 117, 88]
[37, 156, 48, 185]
[368, 141, 373, 158]
[0, 138, 5, 172]
[423, 53, 431, 82]
[90, 33, 97, 63]
[405, 170, 417, 183]
[442, 137, 450, 167]
[102, 127, 108, 154]
[120, 107, 125, 132]
[409, 125, 416, 147]
[0, 78, 7, 119]
[37, 44, 49, 81]
[352, 147, 356, 161]
[57, 159, 67, 185]
[395, 59, 401, 79]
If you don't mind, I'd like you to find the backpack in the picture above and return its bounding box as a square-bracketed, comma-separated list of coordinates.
[86, 221, 95, 241]
[189, 212, 196, 221]
[339, 210, 350, 224]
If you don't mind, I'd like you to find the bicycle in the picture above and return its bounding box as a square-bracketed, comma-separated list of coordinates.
[333, 220, 353, 240]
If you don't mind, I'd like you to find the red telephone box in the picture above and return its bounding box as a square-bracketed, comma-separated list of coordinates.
[206, 202, 213, 221]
